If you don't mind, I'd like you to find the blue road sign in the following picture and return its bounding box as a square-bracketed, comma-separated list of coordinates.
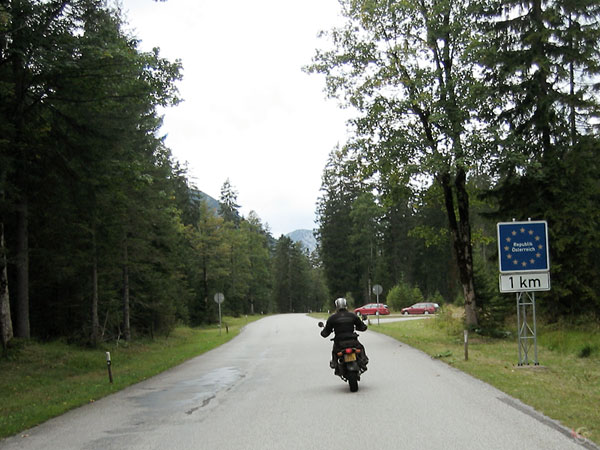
[497, 221, 550, 273]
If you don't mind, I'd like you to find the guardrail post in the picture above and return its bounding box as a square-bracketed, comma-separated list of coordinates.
[106, 352, 113, 383]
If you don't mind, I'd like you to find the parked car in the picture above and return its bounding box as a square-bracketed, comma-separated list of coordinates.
[401, 302, 438, 315]
[354, 303, 390, 316]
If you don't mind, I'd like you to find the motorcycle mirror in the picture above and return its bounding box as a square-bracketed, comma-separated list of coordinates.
[318, 321, 324, 328]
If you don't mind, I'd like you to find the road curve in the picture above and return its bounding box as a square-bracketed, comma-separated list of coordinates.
[0, 314, 594, 450]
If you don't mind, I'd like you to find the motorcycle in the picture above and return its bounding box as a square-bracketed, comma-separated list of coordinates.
[318, 321, 367, 392]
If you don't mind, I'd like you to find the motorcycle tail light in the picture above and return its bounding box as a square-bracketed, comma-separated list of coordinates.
[345, 348, 353, 354]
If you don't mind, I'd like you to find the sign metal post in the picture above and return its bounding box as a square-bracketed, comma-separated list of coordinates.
[372, 284, 383, 325]
[497, 220, 550, 366]
[214, 293, 225, 335]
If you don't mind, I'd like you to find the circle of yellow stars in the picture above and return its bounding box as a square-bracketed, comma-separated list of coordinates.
[503, 227, 544, 268]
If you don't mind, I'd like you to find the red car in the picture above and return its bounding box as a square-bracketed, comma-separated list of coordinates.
[354, 303, 390, 316]
[401, 302, 438, 315]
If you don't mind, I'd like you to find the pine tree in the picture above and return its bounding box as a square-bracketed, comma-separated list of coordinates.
[219, 179, 241, 226]
[476, 0, 600, 315]
[316, 148, 360, 299]
[1, 1, 184, 341]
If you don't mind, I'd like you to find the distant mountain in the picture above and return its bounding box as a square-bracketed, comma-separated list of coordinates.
[287, 229, 317, 253]
[190, 188, 220, 213]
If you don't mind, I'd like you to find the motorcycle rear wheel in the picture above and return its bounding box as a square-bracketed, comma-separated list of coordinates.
[347, 371, 359, 392]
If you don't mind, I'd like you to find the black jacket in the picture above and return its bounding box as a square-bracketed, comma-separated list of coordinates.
[321, 309, 367, 342]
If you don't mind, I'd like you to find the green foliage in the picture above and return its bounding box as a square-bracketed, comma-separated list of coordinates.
[344, 292, 356, 310]
[219, 178, 241, 225]
[579, 345, 593, 359]
[408, 225, 449, 249]
[242, 215, 274, 315]
[0, 0, 187, 343]
[432, 306, 465, 336]
[0, 1, 281, 344]
[427, 291, 445, 307]
[475, 0, 600, 317]
[350, 192, 383, 303]
[316, 145, 461, 310]
[386, 280, 424, 311]
[1, 0, 598, 347]
[271, 237, 316, 313]
[308, 0, 488, 326]
[473, 253, 512, 336]
[184, 202, 275, 323]
[309, 0, 600, 323]
[316, 148, 361, 300]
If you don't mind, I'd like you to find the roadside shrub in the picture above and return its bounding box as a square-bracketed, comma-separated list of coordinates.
[386, 280, 424, 311]
[344, 292, 356, 310]
[579, 345, 593, 358]
[473, 255, 512, 337]
[453, 290, 465, 306]
[433, 305, 464, 336]
[427, 291, 445, 307]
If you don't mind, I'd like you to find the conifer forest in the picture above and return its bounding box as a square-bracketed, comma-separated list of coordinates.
[1, 0, 599, 347]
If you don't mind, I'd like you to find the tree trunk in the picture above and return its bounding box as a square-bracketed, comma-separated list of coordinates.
[15, 198, 30, 338]
[202, 260, 208, 309]
[11, 0, 30, 340]
[0, 222, 14, 350]
[440, 170, 478, 328]
[90, 231, 99, 346]
[122, 235, 131, 341]
[568, 14, 576, 146]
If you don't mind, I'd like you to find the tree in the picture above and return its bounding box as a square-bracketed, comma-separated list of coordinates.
[307, 0, 490, 326]
[243, 212, 273, 314]
[377, 183, 417, 291]
[219, 179, 241, 226]
[476, 0, 600, 155]
[387, 280, 424, 311]
[316, 147, 361, 299]
[476, 0, 600, 315]
[307, 255, 330, 313]
[272, 236, 312, 313]
[0, 220, 12, 350]
[272, 236, 293, 313]
[1, 1, 184, 342]
[47, 4, 180, 343]
[185, 200, 229, 324]
[0, 0, 81, 338]
[222, 220, 251, 316]
[406, 185, 460, 301]
[349, 192, 382, 303]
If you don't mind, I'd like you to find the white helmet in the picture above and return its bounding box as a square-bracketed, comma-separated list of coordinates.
[334, 297, 347, 310]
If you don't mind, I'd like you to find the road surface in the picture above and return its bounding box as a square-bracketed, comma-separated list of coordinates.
[0, 314, 595, 450]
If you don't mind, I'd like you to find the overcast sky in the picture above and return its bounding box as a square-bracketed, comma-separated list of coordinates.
[120, 0, 352, 237]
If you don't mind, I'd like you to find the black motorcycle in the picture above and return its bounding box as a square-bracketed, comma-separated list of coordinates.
[318, 322, 367, 392]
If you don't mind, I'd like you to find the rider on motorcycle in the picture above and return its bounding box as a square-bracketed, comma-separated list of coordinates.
[320, 297, 369, 372]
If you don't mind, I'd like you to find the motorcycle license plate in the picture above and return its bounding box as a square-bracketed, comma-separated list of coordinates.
[344, 353, 357, 362]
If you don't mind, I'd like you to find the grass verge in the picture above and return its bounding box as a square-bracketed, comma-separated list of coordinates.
[371, 309, 600, 446]
[0, 315, 261, 439]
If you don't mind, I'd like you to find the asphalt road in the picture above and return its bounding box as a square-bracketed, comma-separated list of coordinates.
[0, 314, 594, 450]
